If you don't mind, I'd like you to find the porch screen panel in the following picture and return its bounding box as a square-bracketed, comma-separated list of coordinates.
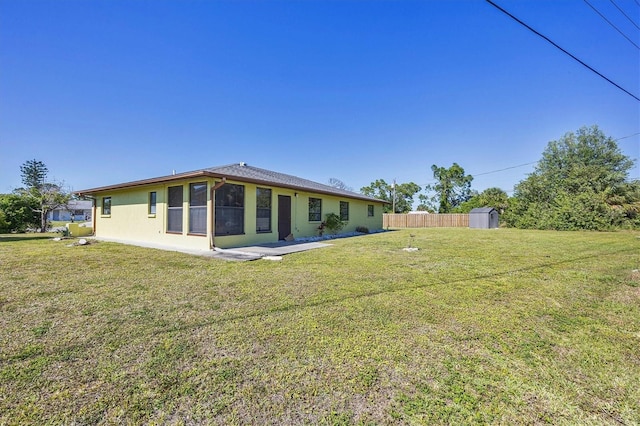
[189, 182, 207, 234]
[215, 183, 244, 236]
[167, 186, 183, 233]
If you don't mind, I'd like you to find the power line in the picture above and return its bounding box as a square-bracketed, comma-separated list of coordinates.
[583, 0, 639, 50]
[417, 162, 537, 186]
[472, 162, 538, 177]
[609, 0, 640, 30]
[485, 0, 640, 102]
[418, 132, 640, 186]
[614, 132, 640, 141]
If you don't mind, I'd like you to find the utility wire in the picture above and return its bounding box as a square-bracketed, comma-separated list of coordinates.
[419, 132, 640, 186]
[418, 162, 537, 186]
[472, 162, 538, 177]
[609, 0, 640, 30]
[584, 0, 640, 49]
[615, 132, 640, 141]
[486, 0, 640, 102]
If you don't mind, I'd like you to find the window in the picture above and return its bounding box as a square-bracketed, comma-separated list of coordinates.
[167, 186, 183, 233]
[102, 197, 111, 215]
[368, 204, 374, 217]
[215, 183, 244, 236]
[308, 197, 322, 221]
[189, 182, 207, 235]
[256, 187, 272, 233]
[149, 192, 157, 215]
[340, 201, 349, 221]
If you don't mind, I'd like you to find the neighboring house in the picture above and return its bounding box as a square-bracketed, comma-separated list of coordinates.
[75, 163, 387, 250]
[47, 200, 93, 222]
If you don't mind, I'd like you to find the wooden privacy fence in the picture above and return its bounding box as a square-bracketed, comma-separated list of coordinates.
[383, 213, 469, 228]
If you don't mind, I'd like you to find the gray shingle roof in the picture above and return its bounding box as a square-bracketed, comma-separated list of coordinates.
[470, 207, 497, 213]
[205, 163, 382, 201]
[76, 162, 386, 204]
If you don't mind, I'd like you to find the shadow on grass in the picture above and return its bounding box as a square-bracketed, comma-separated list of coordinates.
[0, 233, 59, 242]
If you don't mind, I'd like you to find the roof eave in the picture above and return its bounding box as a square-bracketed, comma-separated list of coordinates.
[74, 170, 217, 196]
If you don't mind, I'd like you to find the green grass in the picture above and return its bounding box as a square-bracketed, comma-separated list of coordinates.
[49, 221, 69, 227]
[1, 228, 639, 424]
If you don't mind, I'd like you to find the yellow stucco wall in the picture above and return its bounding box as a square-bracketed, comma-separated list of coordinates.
[93, 178, 384, 250]
[66, 223, 93, 237]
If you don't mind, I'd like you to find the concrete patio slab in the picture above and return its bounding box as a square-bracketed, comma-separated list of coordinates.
[218, 241, 332, 257]
[85, 237, 330, 261]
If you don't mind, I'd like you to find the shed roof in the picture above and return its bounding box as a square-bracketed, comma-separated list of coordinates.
[469, 207, 497, 213]
[76, 163, 387, 204]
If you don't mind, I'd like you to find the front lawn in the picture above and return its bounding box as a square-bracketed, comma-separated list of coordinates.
[0, 229, 638, 424]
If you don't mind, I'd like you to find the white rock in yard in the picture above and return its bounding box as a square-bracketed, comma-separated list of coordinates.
[262, 256, 283, 261]
[78, 239, 88, 245]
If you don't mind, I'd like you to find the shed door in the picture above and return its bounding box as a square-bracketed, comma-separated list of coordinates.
[490, 211, 499, 228]
[278, 195, 292, 240]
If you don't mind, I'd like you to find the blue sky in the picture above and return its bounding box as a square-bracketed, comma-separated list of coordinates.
[1, 0, 638, 200]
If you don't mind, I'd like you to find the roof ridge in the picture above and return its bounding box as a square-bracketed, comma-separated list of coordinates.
[203, 163, 373, 199]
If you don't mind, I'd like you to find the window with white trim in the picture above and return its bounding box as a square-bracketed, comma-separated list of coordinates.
[340, 201, 349, 221]
[102, 197, 111, 216]
[149, 192, 157, 215]
[167, 186, 183, 233]
[189, 182, 207, 235]
[256, 187, 272, 233]
[308, 197, 322, 222]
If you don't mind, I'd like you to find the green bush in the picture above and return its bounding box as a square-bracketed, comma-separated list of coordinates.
[318, 213, 346, 236]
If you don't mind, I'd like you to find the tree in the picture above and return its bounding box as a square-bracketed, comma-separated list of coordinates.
[454, 187, 509, 213]
[504, 126, 638, 230]
[360, 179, 421, 213]
[327, 178, 353, 192]
[0, 193, 40, 232]
[16, 159, 70, 232]
[605, 180, 640, 225]
[20, 159, 48, 190]
[422, 163, 473, 213]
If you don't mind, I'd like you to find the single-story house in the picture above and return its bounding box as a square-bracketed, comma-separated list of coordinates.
[47, 200, 93, 222]
[75, 163, 387, 250]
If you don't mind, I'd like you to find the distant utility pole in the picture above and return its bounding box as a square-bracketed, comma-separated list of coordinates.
[392, 179, 396, 213]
